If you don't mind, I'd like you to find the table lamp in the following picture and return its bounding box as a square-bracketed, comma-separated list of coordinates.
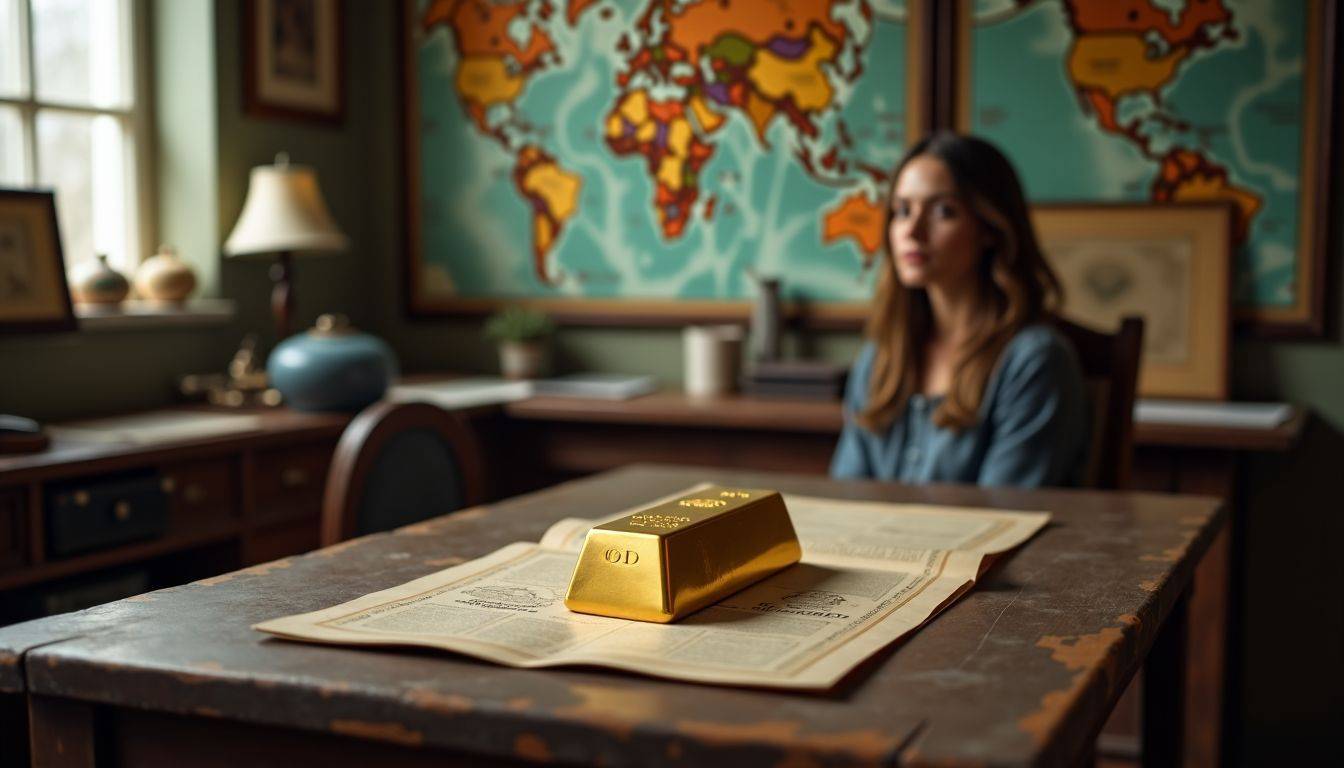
[223, 153, 348, 338]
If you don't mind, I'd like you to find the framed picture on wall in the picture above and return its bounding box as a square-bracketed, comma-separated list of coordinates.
[1033, 203, 1233, 400]
[954, 0, 1336, 337]
[401, 0, 935, 324]
[0, 190, 77, 334]
[244, 0, 345, 124]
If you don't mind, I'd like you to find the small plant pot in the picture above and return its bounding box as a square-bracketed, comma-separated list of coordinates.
[499, 340, 548, 380]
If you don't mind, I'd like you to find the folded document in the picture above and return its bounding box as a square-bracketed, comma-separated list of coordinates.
[255, 487, 1048, 690]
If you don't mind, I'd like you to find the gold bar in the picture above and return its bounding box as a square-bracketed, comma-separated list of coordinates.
[564, 486, 802, 623]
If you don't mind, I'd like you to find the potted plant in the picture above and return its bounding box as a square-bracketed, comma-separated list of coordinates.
[485, 305, 555, 380]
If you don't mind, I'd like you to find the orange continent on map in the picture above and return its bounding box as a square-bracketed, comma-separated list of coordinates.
[513, 146, 582, 283]
[823, 194, 886, 267]
[605, 89, 715, 240]
[1152, 149, 1261, 243]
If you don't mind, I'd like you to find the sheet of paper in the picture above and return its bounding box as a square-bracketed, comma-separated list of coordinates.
[256, 488, 1048, 690]
[388, 378, 533, 409]
[1135, 399, 1292, 429]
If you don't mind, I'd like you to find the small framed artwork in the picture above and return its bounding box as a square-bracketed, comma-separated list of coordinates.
[243, 0, 344, 124]
[1032, 203, 1233, 400]
[0, 189, 76, 333]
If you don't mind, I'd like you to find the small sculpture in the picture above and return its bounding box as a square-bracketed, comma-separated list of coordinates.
[68, 254, 130, 306]
[134, 245, 197, 304]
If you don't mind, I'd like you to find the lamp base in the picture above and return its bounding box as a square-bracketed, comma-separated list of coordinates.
[270, 250, 294, 339]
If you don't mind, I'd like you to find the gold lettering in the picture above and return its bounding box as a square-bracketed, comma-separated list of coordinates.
[603, 548, 639, 565]
[678, 498, 727, 509]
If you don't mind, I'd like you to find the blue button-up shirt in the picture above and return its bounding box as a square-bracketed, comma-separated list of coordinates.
[830, 324, 1091, 488]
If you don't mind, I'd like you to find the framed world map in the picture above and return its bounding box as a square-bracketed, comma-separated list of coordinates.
[955, 0, 1336, 336]
[401, 0, 930, 324]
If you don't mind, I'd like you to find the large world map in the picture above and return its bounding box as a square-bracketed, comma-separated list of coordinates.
[970, 0, 1315, 315]
[411, 0, 909, 307]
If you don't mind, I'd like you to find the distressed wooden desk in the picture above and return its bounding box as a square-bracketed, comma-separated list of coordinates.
[0, 464, 1222, 767]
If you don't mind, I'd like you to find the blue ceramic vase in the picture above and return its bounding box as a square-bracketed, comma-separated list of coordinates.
[267, 314, 398, 412]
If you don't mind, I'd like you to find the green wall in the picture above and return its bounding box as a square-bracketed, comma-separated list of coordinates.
[0, 1, 1339, 760]
[0, 0, 383, 420]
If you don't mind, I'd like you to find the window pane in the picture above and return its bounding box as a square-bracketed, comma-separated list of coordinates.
[0, 106, 25, 185]
[33, 0, 129, 107]
[36, 110, 130, 271]
[0, 0, 26, 98]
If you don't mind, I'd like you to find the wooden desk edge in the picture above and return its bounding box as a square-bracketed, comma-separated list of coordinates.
[2, 465, 1229, 766]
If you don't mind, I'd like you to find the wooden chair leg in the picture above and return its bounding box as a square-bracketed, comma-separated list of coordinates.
[29, 695, 96, 768]
[1, 692, 31, 768]
[1143, 591, 1189, 768]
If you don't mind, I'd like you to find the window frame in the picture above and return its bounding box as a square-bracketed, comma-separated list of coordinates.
[0, 0, 156, 273]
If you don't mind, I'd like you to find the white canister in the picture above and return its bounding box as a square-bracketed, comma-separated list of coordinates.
[683, 325, 744, 397]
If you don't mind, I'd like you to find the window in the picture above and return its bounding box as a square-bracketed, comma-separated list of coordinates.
[0, 0, 150, 275]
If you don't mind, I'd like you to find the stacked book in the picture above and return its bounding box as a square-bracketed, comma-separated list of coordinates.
[741, 360, 848, 400]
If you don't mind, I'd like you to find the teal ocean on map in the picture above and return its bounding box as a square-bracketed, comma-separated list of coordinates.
[411, 0, 909, 306]
[972, 0, 1309, 309]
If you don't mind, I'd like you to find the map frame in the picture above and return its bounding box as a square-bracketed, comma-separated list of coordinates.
[399, 0, 934, 326]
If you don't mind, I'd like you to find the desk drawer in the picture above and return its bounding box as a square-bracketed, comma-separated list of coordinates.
[162, 458, 238, 530]
[45, 472, 169, 557]
[254, 442, 332, 526]
[0, 487, 26, 570]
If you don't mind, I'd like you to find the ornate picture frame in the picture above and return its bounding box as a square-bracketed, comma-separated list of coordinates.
[0, 189, 77, 334]
[1033, 203, 1233, 400]
[243, 0, 345, 124]
[952, 0, 1336, 338]
[400, 0, 934, 325]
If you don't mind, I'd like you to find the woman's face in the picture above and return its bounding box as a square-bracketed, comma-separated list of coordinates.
[888, 154, 985, 291]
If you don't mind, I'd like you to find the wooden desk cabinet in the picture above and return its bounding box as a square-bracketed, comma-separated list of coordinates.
[0, 412, 347, 625]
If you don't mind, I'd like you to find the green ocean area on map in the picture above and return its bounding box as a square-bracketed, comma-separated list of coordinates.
[414, 0, 908, 304]
[972, 0, 1307, 307]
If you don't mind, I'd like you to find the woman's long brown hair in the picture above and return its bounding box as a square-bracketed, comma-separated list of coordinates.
[858, 132, 1063, 433]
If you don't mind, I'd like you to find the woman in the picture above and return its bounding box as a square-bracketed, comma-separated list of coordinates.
[830, 132, 1090, 487]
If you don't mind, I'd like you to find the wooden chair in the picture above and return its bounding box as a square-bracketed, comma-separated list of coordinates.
[321, 401, 486, 546]
[1051, 315, 1145, 490]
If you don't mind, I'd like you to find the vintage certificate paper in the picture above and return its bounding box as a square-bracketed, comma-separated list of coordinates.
[255, 489, 1048, 689]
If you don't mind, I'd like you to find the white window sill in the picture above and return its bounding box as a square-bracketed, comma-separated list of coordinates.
[76, 299, 236, 331]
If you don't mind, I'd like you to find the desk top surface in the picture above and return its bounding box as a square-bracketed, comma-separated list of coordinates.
[505, 391, 1308, 450]
[0, 464, 1224, 767]
[0, 382, 1304, 481]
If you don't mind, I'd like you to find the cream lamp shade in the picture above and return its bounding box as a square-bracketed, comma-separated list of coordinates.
[223, 153, 349, 257]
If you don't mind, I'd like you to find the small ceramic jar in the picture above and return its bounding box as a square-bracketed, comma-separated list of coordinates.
[68, 254, 130, 305]
[267, 314, 399, 412]
[134, 245, 197, 304]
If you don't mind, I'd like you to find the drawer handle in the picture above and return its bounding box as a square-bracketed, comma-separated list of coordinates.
[161, 476, 177, 494]
[113, 501, 132, 522]
[280, 467, 309, 488]
[73, 490, 90, 507]
[183, 484, 207, 504]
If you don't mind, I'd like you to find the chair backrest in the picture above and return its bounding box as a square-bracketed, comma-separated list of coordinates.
[1051, 315, 1144, 490]
[321, 401, 486, 546]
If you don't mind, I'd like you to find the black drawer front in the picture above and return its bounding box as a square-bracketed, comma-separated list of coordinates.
[45, 472, 169, 557]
